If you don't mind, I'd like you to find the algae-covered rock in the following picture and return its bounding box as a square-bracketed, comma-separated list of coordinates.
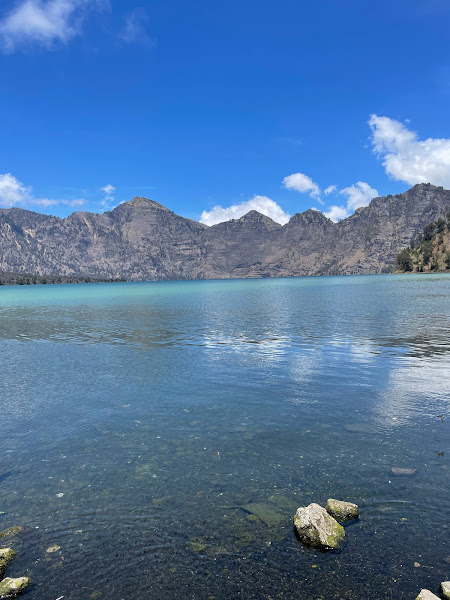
[0, 549, 17, 579]
[0, 577, 31, 599]
[189, 538, 206, 552]
[325, 499, 359, 520]
[441, 581, 450, 600]
[241, 503, 284, 527]
[294, 503, 345, 550]
[415, 590, 440, 600]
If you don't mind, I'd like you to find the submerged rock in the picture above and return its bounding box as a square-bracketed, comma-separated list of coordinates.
[0, 577, 31, 599]
[189, 538, 206, 552]
[391, 467, 417, 477]
[441, 582, 450, 600]
[415, 591, 440, 600]
[0, 549, 17, 579]
[241, 503, 284, 527]
[293, 503, 345, 550]
[344, 423, 377, 434]
[0, 529, 22, 542]
[325, 499, 359, 520]
[268, 494, 300, 513]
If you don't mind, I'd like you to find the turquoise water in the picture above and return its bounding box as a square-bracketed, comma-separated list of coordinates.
[0, 274, 449, 600]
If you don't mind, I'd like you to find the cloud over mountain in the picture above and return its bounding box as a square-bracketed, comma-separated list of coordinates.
[200, 195, 290, 226]
[369, 114, 450, 188]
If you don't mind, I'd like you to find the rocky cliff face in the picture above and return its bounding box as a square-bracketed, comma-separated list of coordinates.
[1, 183, 450, 280]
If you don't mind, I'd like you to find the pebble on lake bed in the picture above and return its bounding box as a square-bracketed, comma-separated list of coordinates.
[0, 577, 31, 599]
[415, 590, 440, 600]
[325, 499, 359, 520]
[391, 467, 417, 477]
[441, 581, 450, 600]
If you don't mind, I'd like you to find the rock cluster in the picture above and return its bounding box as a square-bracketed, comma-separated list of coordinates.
[414, 582, 450, 600]
[293, 499, 359, 551]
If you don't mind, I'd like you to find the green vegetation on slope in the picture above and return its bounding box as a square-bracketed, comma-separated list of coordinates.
[395, 213, 450, 272]
[0, 272, 125, 286]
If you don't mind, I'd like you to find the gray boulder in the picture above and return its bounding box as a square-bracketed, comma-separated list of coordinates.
[294, 503, 345, 550]
[0, 577, 31, 599]
[325, 498, 359, 520]
[441, 582, 450, 600]
[415, 590, 440, 600]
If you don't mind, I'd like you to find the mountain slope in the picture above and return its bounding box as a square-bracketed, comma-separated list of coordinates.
[395, 214, 450, 272]
[1, 183, 450, 280]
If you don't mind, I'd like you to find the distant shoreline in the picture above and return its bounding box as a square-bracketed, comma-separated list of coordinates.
[2, 270, 450, 288]
[0, 272, 125, 286]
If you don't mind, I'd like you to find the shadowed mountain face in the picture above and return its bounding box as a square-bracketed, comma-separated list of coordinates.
[1, 184, 450, 280]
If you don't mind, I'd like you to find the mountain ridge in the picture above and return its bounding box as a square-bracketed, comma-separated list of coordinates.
[1, 183, 450, 280]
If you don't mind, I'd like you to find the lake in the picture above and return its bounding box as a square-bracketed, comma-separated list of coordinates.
[0, 274, 449, 600]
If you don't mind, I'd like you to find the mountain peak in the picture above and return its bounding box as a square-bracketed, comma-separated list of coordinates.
[289, 209, 332, 225]
[126, 197, 171, 211]
[238, 210, 281, 226]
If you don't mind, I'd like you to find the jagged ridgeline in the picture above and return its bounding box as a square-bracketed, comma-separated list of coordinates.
[395, 213, 450, 273]
[1, 183, 450, 280]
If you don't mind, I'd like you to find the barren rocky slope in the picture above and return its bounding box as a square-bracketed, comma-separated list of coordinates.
[1, 183, 449, 280]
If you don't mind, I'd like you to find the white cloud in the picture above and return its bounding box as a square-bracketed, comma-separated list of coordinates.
[0, 172, 86, 208]
[282, 172, 321, 198]
[0, 0, 108, 51]
[100, 183, 115, 207]
[119, 8, 154, 45]
[324, 185, 337, 195]
[0, 172, 31, 206]
[369, 114, 450, 187]
[200, 195, 290, 226]
[323, 205, 349, 222]
[341, 181, 378, 211]
[323, 181, 378, 222]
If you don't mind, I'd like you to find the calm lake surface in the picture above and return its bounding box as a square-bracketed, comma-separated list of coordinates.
[0, 274, 449, 600]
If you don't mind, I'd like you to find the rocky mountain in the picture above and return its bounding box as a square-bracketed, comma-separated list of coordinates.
[1, 183, 450, 280]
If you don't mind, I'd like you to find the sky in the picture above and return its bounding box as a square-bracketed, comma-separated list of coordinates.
[1, 0, 450, 224]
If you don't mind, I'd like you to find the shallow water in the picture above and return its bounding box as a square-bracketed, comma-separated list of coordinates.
[0, 274, 449, 600]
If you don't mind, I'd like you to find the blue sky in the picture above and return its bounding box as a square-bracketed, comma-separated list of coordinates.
[1, 0, 450, 223]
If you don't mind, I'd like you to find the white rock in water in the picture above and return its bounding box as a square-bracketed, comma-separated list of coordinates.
[293, 503, 345, 550]
[415, 590, 440, 600]
[441, 582, 450, 600]
[0, 577, 31, 599]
